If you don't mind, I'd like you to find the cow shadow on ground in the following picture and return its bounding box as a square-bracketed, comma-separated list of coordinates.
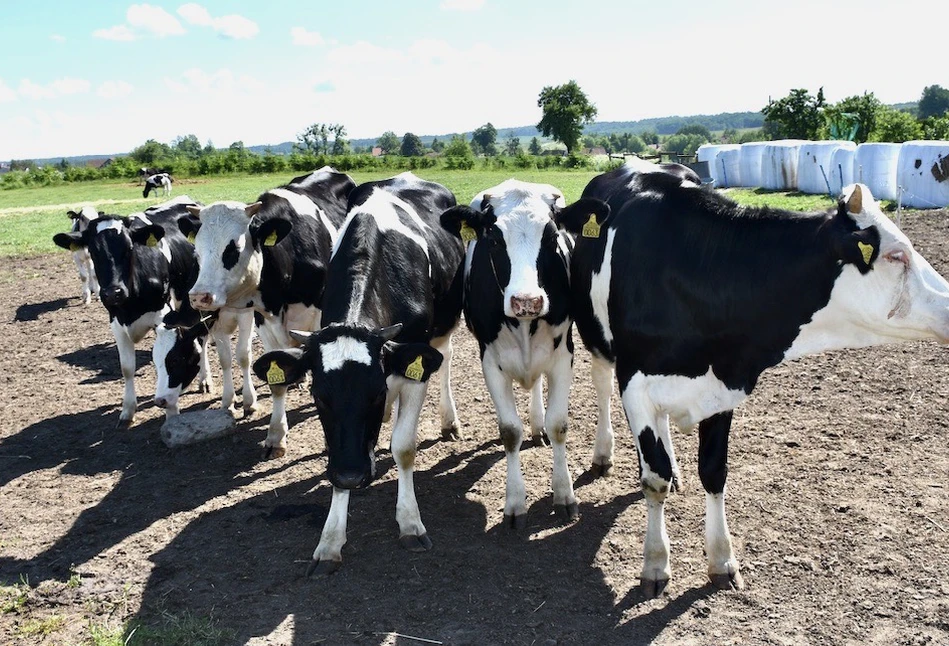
[13, 297, 73, 322]
[123, 438, 715, 646]
[56, 342, 151, 384]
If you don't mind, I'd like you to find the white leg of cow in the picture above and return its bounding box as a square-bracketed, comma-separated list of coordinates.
[482, 357, 527, 528]
[236, 310, 257, 415]
[698, 411, 743, 590]
[590, 356, 615, 476]
[431, 333, 460, 440]
[258, 318, 290, 459]
[528, 376, 548, 445]
[73, 252, 92, 305]
[88, 261, 99, 301]
[657, 413, 684, 492]
[546, 349, 577, 522]
[388, 378, 431, 551]
[111, 319, 137, 428]
[308, 487, 350, 576]
[211, 327, 235, 410]
[197, 335, 213, 395]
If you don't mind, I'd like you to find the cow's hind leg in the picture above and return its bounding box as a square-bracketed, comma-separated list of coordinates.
[431, 332, 460, 440]
[197, 335, 213, 395]
[389, 378, 431, 551]
[211, 327, 234, 409]
[590, 355, 615, 476]
[308, 487, 350, 576]
[699, 411, 743, 590]
[546, 348, 577, 522]
[235, 309, 257, 415]
[528, 377, 549, 446]
[483, 358, 527, 528]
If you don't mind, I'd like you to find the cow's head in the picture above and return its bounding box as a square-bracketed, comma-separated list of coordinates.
[253, 323, 442, 489]
[53, 215, 165, 307]
[66, 206, 103, 234]
[152, 313, 213, 414]
[441, 179, 575, 320]
[183, 201, 286, 310]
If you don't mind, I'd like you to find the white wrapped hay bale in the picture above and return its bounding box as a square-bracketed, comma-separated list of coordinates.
[697, 144, 740, 187]
[895, 140, 949, 208]
[828, 146, 856, 195]
[854, 143, 901, 201]
[716, 148, 742, 188]
[797, 141, 856, 195]
[760, 140, 804, 190]
[739, 141, 769, 187]
[160, 408, 238, 448]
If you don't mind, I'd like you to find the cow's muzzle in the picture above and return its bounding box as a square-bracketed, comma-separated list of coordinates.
[510, 294, 545, 319]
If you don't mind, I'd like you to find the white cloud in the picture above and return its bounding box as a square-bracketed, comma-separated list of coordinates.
[177, 3, 259, 39]
[127, 3, 185, 37]
[291, 27, 324, 47]
[93, 25, 136, 41]
[18, 80, 54, 100]
[17, 78, 91, 101]
[97, 81, 134, 99]
[164, 67, 263, 95]
[50, 34, 66, 43]
[440, 0, 485, 10]
[0, 79, 17, 103]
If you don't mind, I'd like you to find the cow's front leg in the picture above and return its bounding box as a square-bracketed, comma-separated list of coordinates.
[111, 319, 137, 428]
[211, 328, 234, 409]
[389, 378, 431, 551]
[699, 410, 743, 591]
[546, 349, 577, 522]
[235, 310, 257, 415]
[197, 335, 213, 395]
[308, 487, 350, 576]
[482, 358, 526, 528]
[528, 377, 548, 446]
[264, 385, 289, 459]
[590, 355, 615, 476]
[431, 333, 460, 440]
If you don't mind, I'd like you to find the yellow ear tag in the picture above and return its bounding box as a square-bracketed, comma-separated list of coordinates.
[266, 361, 286, 385]
[581, 214, 601, 239]
[69, 243, 80, 252]
[263, 231, 278, 247]
[404, 355, 425, 381]
[146, 233, 158, 247]
[460, 222, 477, 244]
[187, 232, 196, 244]
[857, 241, 874, 265]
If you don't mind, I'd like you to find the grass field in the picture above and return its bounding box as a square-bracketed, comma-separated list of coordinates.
[0, 169, 843, 257]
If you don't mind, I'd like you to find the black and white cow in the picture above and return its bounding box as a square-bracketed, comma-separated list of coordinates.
[65, 206, 103, 304]
[152, 307, 257, 416]
[440, 179, 580, 527]
[143, 173, 172, 199]
[558, 168, 949, 598]
[182, 167, 355, 456]
[252, 172, 465, 574]
[53, 196, 202, 427]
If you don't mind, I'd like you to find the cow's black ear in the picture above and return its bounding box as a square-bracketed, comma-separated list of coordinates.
[178, 217, 202, 244]
[253, 349, 306, 387]
[555, 198, 611, 238]
[382, 342, 444, 382]
[250, 218, 292, 249]
[837, 225, 881, 275]
[163, 308, 203, 330]
[67, 210, 79, 219]
[440, 205, 495, 242]
[53, 231, 84, 251]
[130, 224, 166, 248]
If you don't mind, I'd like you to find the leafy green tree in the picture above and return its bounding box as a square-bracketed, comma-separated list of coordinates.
[173, 134, 203, 159]
[10, 159, 36, 171]
[377, 131, 400, 154]
[330, 124, 348, 155]
[401, 132, 425, 157]
[761, 88, 826, 139]
[505, 136, 521, 156]
[824, 92, 880, 143]
[472, 123, 498, 156]
[536, 80, 597, 154]
[57, 158, 69, 170]
[444, 134, 472, 157]
[738, 129, 767, 143]
[869, 106, 923, 142]
[639, 130, 659, 146]
[130, 139, 173, 164]
[295, 123, 330, 155]
[721, 127, 738, 143]
[918, 84, 949, 119]
[663, 134, 706, 156]
[430, 137, 444, 153]
[922, 114, 949, 140]
[676, 123, 712, 140]
[528, 137, 542, 155]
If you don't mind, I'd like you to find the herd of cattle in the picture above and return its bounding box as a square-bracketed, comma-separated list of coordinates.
[50, 161, 949, 596]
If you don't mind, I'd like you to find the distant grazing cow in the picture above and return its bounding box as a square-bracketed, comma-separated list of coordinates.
[557, 166, 949, 598]
[253, 172, 464, 574]
[65, 206, 103, 304]
[181, 167, 355, 453]
[152, 307, 257, 417]
[440, 179, 580, 527]
[53, 196, 202, 427]
[143, 173, 172, 198]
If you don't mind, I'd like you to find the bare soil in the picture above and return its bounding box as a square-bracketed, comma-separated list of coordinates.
[1, 211, 948, 646]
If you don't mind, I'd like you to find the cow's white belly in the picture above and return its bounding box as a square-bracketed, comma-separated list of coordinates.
[624, 367, 747, 430]
[486, 319, 570, 387]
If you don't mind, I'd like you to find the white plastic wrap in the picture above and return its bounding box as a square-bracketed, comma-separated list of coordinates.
[739, 141, 769, 187]
[828, 147, 855, 196]
[697, 144, 740, 187]
[760, 140, 804, 190]
[716, 148, 742, 188]
[895, 140, 949, 208]
[854, 143, 901, 201]
[797, 141, 856, 195]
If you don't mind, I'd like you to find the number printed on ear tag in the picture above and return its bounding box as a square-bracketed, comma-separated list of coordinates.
[581, 214, 601, 239]
[460, 222, 476, 244]
[267, 361, 285, 385]
[264, 231, 278, 247]
[404, 355, 424, 381]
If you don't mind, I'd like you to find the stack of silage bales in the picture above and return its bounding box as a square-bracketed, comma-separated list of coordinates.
[696, 144, 740, 187]
[797, 141, 856, 194]
[760, 140, 804, 190]
[739, 141, 770, 187]
[854, 142, 901, 201]
[895, 140, 949, 208]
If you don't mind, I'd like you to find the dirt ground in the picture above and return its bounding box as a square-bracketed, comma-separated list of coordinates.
[1, 211, 948, 646]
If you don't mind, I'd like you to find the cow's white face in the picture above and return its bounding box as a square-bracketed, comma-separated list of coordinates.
[790, 183, 949, 357]
[473, 179, 565, 320]
[189, 201, 262, 310]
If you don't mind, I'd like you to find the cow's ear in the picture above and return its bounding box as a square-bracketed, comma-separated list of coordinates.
[178, 216, 202, 244]
[382, 342, 444, 382]
[163, 308, 203, 330]
[67, 210, 79, 219]
[837, 225, 881, 274]
[53, 231, 84, 251]
[555, 198, 611, 239]
[253, 349, 306, 387]
[130, 224, 166, 248]
[440, 205, 495, 242]
[250, 218, 292, 249]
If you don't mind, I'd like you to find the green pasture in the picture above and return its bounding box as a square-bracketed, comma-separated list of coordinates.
[0, 169, 843, 258]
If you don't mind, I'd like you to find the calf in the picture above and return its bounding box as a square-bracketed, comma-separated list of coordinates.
[558, 174, 949, 598]
[53, 196, 202, 427]
[143, 173, 172, 198]
[253, 172, 464, 574]
[182, 167, 355, 456]
[65, 206, 103, 304]
[440, 179, 578, 527]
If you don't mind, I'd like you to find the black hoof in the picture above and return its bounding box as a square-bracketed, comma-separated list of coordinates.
[262, 445, 286, 460]
[398, 533, 433, 552]
[115, 417, 133, 430]
[709, 571, 744, 591]
[671, 474, 684, 493]
[590, 461, 613, 478]
[242, 406, 256, 419]
[202, 383, 211, 394]
[306, 559, 341, 577]
[553, 502, 579, 523]
[640, 578, 669, 599]
[441, 425, 461, 441]
[502, 513, 527, 530]
[532, 432, 550, 447]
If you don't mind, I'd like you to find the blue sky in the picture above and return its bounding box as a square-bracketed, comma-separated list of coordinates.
[0, 0, 944, 159]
